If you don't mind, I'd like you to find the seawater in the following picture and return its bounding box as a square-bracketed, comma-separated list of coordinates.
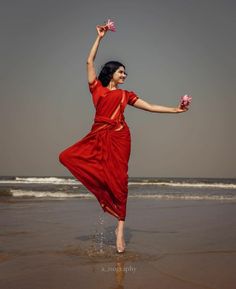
[0, 176, 236, 201]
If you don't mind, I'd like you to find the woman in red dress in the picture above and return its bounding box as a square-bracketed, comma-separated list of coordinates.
[59, 23, 188, 253]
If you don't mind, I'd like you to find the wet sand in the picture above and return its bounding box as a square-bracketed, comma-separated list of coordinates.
[0, 197, 236, 289]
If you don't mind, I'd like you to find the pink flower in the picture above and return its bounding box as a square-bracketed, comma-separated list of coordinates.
[180, 94, 192, 109]
[104, 19, 116, 32]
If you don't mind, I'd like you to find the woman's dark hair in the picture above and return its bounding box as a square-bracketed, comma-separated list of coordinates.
[98, 61, 126, 87]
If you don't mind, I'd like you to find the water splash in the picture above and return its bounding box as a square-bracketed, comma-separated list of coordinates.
[91, 212, 107, 254]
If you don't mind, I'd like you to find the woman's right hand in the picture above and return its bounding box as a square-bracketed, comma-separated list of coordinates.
[96, 25, 107, 38]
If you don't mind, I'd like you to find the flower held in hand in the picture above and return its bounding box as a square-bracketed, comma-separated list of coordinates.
[180, 95, 192, 109]
[104, 19, 116, 32]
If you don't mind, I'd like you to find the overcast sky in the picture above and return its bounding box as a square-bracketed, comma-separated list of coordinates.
[1, 0, 235, 178]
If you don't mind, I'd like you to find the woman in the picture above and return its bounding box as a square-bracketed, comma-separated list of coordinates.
[59, 23, 188, 253]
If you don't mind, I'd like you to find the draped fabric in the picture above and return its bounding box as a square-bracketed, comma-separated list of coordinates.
[59, 79, 139, 221]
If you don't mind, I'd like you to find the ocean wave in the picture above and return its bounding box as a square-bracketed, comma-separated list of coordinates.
[0, 177, 79, 185]
[0, 177, 235, 189]
[129, 194, 236, 201]
[10, 190, 91, 199]
[7, 190, 236, 201]
[128, 182, 236, 189]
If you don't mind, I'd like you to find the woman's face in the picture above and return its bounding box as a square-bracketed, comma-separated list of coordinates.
[112, 66, 127, 84]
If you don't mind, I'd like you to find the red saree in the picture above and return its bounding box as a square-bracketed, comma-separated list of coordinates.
[59, 79, 139, 221]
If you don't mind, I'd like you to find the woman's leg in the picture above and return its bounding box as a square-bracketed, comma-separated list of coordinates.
[115, 220, 126, 252]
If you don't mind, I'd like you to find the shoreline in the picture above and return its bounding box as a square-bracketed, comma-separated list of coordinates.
[1, 198, 236, 289]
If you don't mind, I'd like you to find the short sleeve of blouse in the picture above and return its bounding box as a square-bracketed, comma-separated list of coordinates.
[128, 91, 139, 106]
[88, 78, 103, 107]
[88, 78, 103, 93]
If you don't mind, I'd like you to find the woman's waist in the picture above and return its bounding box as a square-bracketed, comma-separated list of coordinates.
[94, 115, 126, 125]
[91, 114, 128, 132]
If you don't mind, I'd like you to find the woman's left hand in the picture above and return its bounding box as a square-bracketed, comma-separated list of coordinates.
[175, 106, 189, 113]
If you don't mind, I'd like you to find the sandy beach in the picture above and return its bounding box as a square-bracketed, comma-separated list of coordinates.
[0, 197, 236, 289]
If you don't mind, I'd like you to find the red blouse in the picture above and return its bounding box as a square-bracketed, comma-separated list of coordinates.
[89, 78, 139, 108]
[88, 78, 139, 132]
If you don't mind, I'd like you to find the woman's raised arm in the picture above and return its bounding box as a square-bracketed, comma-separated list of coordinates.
[86, 25, 107, 84]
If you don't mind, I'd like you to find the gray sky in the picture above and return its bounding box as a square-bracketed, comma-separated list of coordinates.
[1, 0, 236, 178]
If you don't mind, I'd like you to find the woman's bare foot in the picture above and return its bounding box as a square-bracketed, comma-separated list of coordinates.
[115, 221, 126, 253]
